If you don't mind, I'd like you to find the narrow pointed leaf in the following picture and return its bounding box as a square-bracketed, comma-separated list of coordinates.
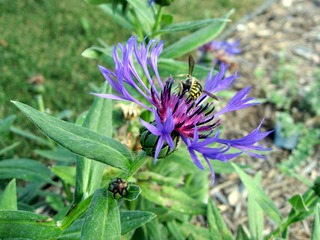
[140, 182, 206, 215]
[0, 158, 54, 183]
[248, 173, 264, 240]
[0, 142, 20, 156]
[158, 58, 212, 80]
[10, 126, 52, 147]
[161, 10, 233, 58]
[81, 188, 120, 240]
[156, 18, 230, 34]
[207, 199, 233, 240]
[125, 151, 148, 178]
[60, 196, 93, 231]
[12, 101, 131, 172]
[180, 223, 211, 240]
[0, 210, 62, 238]
[0, 179, 17, 210]
[236, 225, 250, 240]
[288, 194, 309, 213]
[120, 210, 157, 235]
[74, 83, 114, 203]
[167, 221, 184, 240]
[127, 0, 154, 35]
[232, 163, 282, 225]
[59, 210, 156, 238]
[136, 171, 183, 186]
[85, 0, 111, 5]
[35, 147, 76, 163]
[312, 203, 320, 240]
[122, 183, 142, 201]
[100, 4, 134, 30]
[51, 166, 76, 186]
[0, 115, 16, 141]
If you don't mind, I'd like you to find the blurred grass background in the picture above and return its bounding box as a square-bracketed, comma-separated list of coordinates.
[0, 0, 262, 156]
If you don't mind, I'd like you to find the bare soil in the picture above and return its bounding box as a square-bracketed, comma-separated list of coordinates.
[212, 0, 320, 239]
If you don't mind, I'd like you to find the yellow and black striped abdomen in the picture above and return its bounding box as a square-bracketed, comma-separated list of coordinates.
[189, 78, 203, 99]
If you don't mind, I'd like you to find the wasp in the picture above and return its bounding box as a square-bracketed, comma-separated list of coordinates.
[179, 55, 218, 101]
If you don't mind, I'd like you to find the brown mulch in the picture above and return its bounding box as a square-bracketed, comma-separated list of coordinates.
[211, 0, 320, 239]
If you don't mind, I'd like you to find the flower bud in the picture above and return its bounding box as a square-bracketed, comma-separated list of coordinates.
[140, 123, 180, 159]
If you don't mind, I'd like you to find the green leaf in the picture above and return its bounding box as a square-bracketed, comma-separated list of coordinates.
[51, 166, 76, 186]
[10, 126, 52, 147]
[180, 223, 210, 240]
[136, 171, 183, 186]
[127, 0, 154, 35]
[236, 225, 250, 240]
[58, 219, 84, 239]
[142, 218, 162, 240]
[160, 14, 173, 26]
[207, 199, 233, 240]
[232, 163, 282, 225]
[0, 115, 16, 141]
[167, 221, 184, 240]
[248, 173, 264, 240]
[0, 210, 62, 238]
[156, 18, 230, 34]
[0, 158, 54, 183]
[0, 179, 17, 210]
[158, 58, 212, 80]
[60, 196, 93, 231]
[288, 194, 309, 213]
[35, 147, 76, 163]
[140, 182, 206, 215]
[59, 210, 156, 238]
[166, 148, 247, 174]
[100, 4, 135, 30]
[74, 83, 114, 203]
[46, 194, 65, 212]
[84, 0, 111, 5]
[161, 10, 234, 58]
[81, 188, 120, 240]
[0, 142, 20, 156]
[125, 151, 148, 178]
[121, 210, 157, 235]
[12, 101, 132, 172]
[312, 203, 320, 240]
[122, 183, 142, 201]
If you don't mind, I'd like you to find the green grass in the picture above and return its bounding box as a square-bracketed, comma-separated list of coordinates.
[0, 0, 128, 120]
[0, 0, 263, 157]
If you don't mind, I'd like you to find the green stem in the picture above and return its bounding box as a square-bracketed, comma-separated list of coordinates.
[36, 94, 45, 113]
[36, 94, 56, 148]
[151, 6, 163, 38]
[59, 196, 93, 231]
[265, 189, 319, 239]
[131, 9, 144, 41]
[62, 181, 73, 203]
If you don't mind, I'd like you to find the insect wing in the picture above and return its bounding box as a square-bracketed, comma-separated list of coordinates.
[203, 90, 219, 101]
[188, 55, 195, 76]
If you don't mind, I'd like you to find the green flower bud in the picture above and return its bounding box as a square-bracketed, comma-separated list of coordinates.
[140, 123, 180, 159]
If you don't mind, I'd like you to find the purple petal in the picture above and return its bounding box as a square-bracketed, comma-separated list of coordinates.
[154, 137, 164, 163]
[139, 118, 161, 136]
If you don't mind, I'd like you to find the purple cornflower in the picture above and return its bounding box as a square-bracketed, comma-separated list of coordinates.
[95, 36, 272, 183]
[199, 40, 241, 67]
